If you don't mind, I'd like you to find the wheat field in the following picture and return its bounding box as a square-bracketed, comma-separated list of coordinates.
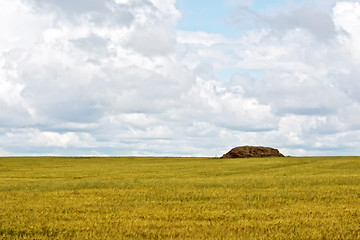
[1, 156, 360, 239]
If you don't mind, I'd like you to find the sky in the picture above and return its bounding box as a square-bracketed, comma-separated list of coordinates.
[0, 0, 360, 156]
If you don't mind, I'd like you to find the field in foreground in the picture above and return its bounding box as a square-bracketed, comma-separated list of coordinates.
[1, 156, 360, 239]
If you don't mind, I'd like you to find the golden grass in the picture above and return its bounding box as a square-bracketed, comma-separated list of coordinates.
[0, 156, 360, 239]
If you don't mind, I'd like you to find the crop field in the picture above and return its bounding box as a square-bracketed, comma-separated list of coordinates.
[1, 156, 360, 239]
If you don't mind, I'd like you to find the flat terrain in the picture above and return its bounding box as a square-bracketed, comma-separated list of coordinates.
[1, 156, 360, 239]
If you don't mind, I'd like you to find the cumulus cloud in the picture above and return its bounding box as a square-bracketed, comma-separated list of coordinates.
[0, 0, 52, 52]
[1, 0, 360, 156]
[127, 24, 176, 56]
[268, 6, 336, 41]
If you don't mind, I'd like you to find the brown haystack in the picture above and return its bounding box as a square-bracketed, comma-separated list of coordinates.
[221, 146, 284, 158]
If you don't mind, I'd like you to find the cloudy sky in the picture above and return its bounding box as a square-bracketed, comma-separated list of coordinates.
[0, 0, 360, 156]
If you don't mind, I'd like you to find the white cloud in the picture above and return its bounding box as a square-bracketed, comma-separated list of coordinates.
[333, 1, 360, 61]
[2, 129, 94, 148]
[1, 0, 360, 156]
[28, 131, 94, 148]
[0, 71, 25, 107]
[0, 0, 53, 52]
[0, 60, 37, 126]
[127, 24, 176, 56]
[177, 30, 229, 47]
[0, 147, 10, 156]
[183, 77, 277, 130]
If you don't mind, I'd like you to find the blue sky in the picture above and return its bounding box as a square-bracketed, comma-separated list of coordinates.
[176, 0, 234, 35]
[176, 0, 306, 35]
[0, 0, 360, 156]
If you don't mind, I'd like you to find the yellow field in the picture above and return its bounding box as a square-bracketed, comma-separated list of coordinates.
[1, 156, 360, 239]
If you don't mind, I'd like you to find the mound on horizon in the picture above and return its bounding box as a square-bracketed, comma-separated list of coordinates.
[221, 146, 284, 159]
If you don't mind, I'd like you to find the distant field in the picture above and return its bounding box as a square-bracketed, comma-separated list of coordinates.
[1, 156, 360, 239]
